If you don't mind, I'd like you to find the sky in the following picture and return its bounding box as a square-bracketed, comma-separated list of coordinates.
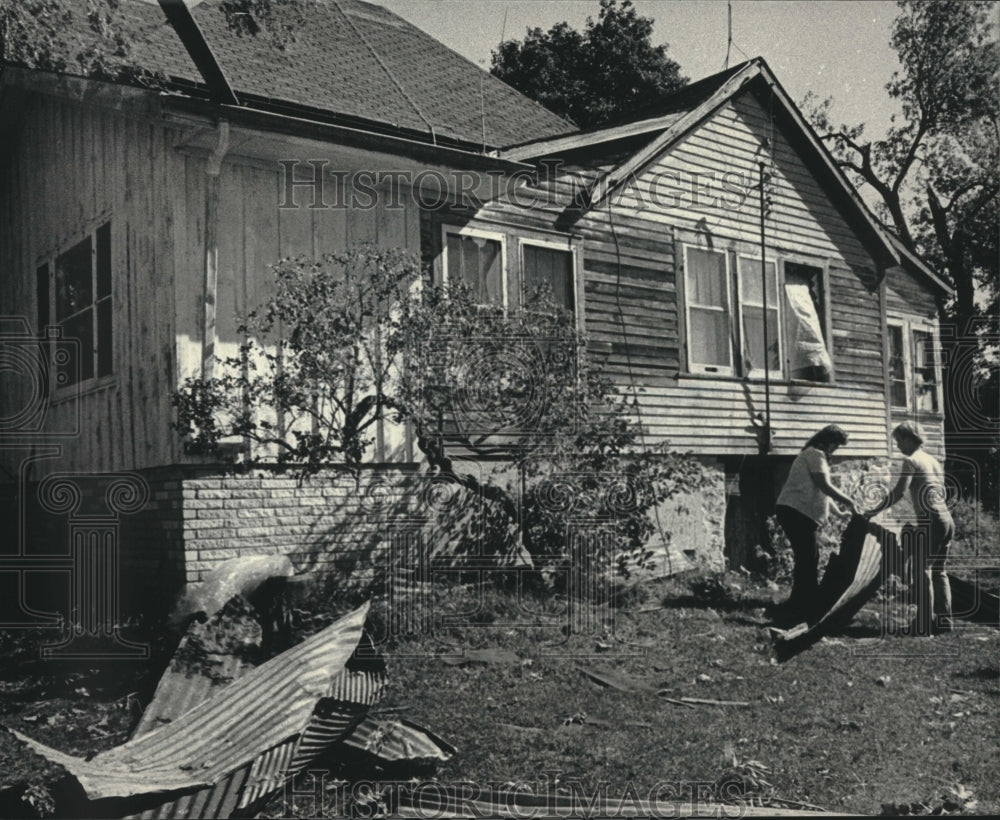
[374, 0, 905, 140]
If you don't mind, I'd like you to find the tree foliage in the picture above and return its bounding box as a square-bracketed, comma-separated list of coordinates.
[0, 0, 304, 78]
[0, 0, 148, 81]
[172, 245, 705, 574]
[490, 0, 687, 129]
[805, 0, 999, 504]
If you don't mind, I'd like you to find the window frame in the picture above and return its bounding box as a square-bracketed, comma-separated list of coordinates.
[517, 235, 581, 325]
[887, 319, 909, 409]
[679, 242, 836, 383]
[735, 253, 783, 380]
[440, 224, 509, 311]
[682, 244, 735, 376]
[36, 215, 114, 398]
[911, 327, 941, 414]
[884, 316, 944, 416]
[780, 257, 834, 384]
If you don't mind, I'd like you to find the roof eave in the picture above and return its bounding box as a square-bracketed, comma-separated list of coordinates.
[162, 93, 535, 173]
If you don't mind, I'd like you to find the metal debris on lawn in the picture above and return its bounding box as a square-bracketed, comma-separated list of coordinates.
[170, 554, 294, 625]
[10, 590, 455, 819]
[577, 664, 659, 694]
[771, 516, 898, 659]
[133, 595, 263, 738]
[442, 648, 520, 666]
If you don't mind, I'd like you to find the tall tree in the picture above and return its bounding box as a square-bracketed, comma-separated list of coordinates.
[806, 0, 999, 504]
[490, 0, 687, 129]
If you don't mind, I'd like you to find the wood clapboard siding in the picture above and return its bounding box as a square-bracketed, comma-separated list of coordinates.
[0, 94, 182, 474]
[592, 91, 890, 455]
[631, 381, 888, 457]
[443, 88, 893, 457]
[886, 265, 938, 321]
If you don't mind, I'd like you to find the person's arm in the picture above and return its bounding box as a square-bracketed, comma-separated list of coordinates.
[864, 460, 912, 517]
[808, 451, 858, 515]
[814, 472, 859, 515]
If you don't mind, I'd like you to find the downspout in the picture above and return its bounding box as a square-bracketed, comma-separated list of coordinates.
[156, 0, 238, 381]
[202, 120, 230, 380]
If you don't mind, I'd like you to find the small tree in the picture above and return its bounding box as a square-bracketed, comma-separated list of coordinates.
[173, 245, 706, 579]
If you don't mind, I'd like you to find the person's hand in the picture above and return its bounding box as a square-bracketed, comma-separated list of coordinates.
[844, 499, 859, 517]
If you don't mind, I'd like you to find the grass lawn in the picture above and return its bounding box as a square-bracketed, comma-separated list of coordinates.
[315, 573, 999, 818]
[1, 571, 997, 818]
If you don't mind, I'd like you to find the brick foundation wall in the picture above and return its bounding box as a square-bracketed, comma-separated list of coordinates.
[3, 455, 732, 620]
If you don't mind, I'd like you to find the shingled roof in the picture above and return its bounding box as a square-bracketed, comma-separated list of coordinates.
[120, 0, 573, 150]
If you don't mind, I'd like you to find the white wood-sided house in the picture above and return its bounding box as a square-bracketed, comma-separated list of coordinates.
[0, 0, 950, 611]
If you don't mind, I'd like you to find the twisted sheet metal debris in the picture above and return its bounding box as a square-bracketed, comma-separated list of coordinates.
[16, 602, 372, 802]
[771, 517, 897, 660]
[343, 716, 456, 762]
[133, 596, 262, 739]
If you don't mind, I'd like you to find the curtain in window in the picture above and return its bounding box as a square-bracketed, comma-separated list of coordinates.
[738, 257, 779, 374]
[784, 282, 832, 381]
[523, 245, 573, 312]
[447, 234, 502, 305]
[687, 248, 730, 368]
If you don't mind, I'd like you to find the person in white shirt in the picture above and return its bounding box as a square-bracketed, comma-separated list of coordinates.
[863, 422, 955, 634]
[775, 425, 858, 621]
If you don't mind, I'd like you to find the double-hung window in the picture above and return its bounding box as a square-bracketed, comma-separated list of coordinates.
[441, 227, 506, 309]
[888, 323, 908, 408]
[783, 262, 831, 382]
[887, 320, 941, 414]
[737, 255, 781, 377]
[912, 330, 939, 412]
[37, 220, 113, 388]
[521, 240, 575, 314]
[684, 246, 732, 374]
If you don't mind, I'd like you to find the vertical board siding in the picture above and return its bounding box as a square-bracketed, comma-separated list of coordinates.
[189, 159, 425, 464]
[0, 95, 181, 474]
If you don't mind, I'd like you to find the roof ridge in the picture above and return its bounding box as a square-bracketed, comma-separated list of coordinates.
[330, 0, 438, 143]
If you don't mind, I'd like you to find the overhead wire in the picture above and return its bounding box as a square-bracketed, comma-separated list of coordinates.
[332, 0, 438, 144]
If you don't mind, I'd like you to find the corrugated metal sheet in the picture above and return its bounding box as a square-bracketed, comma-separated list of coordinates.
[129, 609, 393, 818]
[238, 739, 300, 810]
[773, 518, 895, 659]
[343, 717, 456, 762]
[17, 602, 371, 801]
[130, 766, 249, 820]
[133, 596, 262, 739]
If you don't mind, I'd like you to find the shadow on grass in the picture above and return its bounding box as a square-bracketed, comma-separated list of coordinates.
[956, 666, 1000, 683]
[659, 593, 774, 615]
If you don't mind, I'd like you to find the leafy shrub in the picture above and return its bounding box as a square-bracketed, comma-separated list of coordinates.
[173, 245, 707, 593]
